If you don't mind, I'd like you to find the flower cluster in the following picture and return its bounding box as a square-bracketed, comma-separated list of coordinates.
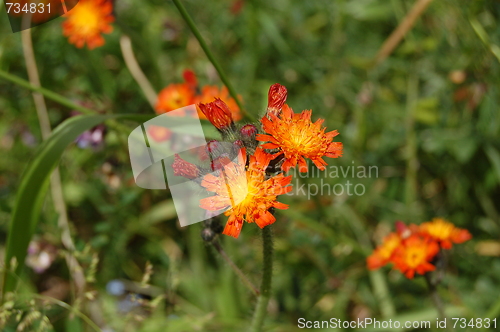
[155, 70, 242, 120]
[367, 219, 472, 279]
[172, 83, 343, 238]
[149, 70, 243, 143]
[62, 0, 114, 49]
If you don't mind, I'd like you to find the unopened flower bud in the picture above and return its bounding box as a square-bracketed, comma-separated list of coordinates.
[240, 124, 257, 139]
[206, 140, 222, 159]
[172, 154, 200, 179]
[211, 154, 232, 171]
[197, 98, 234, 130]
[267, 83, 287, 117]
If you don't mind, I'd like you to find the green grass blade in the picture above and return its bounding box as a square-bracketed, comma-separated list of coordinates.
[2, 115, 114, 296]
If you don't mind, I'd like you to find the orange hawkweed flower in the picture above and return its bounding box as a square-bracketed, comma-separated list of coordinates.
[62, 0, 114, 50]
[367, 233, 401, 270]
[419, 218, 472, 249]
[155, 83, 195, 115]
[392, 235, 440, 279]
[147, 125, 172, 143]
[199, 148, 292, 238]
[197, 98, 234, 130]
[196, 85, 242, 122]
[257, 104, 343, 172]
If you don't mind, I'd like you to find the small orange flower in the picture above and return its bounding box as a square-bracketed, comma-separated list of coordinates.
[257, 104, 343, 172]
[367, 233, 401, 270]
[392, 235, 440, 279]
[197, 98, 234, 130]
[172, 154, 200, 180]
[196, 85, 242, 122]
[266, 83, 288, 117]
[62, 0, 114, 50]
[155, 83, 196, 115]
[147, 125, 172, 143]
[419, 218, 472, 249]
[199, 148, 292, 238]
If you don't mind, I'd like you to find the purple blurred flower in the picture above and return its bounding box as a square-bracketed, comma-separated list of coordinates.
[75, 124, 106, 149]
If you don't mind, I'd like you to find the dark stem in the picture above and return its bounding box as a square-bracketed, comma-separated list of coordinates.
[171, 0, 254, 121]
[425, 273, 451, 330]
[250, 225, 274, 332]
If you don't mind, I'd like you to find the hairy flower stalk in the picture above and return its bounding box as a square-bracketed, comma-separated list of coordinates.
[170, 84, 343, 330]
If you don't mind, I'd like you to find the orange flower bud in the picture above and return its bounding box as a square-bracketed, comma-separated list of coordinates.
[267, 83, 287, 116]
[197, 98, 234, 130]
[172, 154, 199, 179]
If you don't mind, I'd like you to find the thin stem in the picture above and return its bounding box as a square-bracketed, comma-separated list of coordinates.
[424, 273, 451, 331]
[171, 0, 254, 121]
[120, 35, 158, 109]
[32, 294, 102, 332]
[211, 240, 260, 296]
[21, 28, 87, 297]
[0, 69, 94, 115]
[373, 0, 434, 66]
[250, 225, 274, 332]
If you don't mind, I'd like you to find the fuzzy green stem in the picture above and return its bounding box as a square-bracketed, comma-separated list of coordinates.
[171, 0, 254, 121]
[250, 225, 273, 332]
[0, 69, 93, 115]
[0, 69, 135, 136]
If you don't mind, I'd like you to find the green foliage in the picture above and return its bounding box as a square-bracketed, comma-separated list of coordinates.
[0, 0, 499, 331]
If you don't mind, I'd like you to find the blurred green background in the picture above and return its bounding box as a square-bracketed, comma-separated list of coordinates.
[1, 0, 499, 331]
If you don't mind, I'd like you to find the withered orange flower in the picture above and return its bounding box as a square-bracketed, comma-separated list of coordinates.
[419, 218, 472, 249]
[367, 233, 401, 270]
[392, 235, 440, 279]
[196, 85, 242, 122]
[257, 104, 343, 172]
[62, 0, 114, 50]
[197, 98, 234, 130]
[266, 83, 288, 117]
[172, 154, 200, 180]
[155, 83, 196, 115]
[199, 147, 292, 238]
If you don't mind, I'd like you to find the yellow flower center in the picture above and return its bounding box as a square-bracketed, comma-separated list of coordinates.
[69, 3, 102, 35]
[403, 245, 427, 268]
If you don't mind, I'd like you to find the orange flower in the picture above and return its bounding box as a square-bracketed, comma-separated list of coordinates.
[266, 83, 288, 117]
[147, 125, 172, 143]
[196, 85, 242, 122]
[392, 235, 440, 279]
[419, 218, 472, 249]
[257, 104, 343, 172]
[155, 83, 195, 115]
[62, 0, 114, 50]
[367, 233, 401, 270]
[199, 148, 292, 238]
[197, 98, 234, 130]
